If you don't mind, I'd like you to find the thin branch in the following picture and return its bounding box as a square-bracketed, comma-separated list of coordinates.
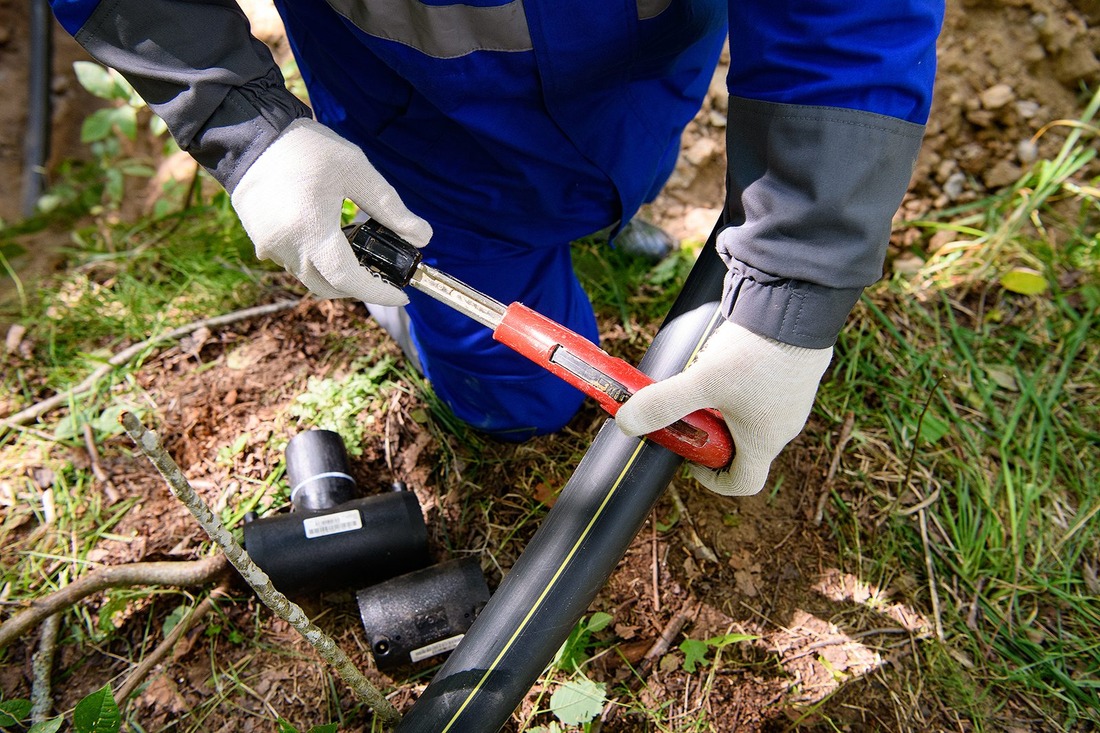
[1, 299, 301, 430]
[602, 600, 702, 724]
[814, 411, 855, 525]
[115, 582, 230, 704]
[640, 600, 701, 672]
[0, 555, 228, 651]
[83, 422, 120, 504]
[919, 503, 946, 641]
[666, 484, 718, 563]
[30, 613, 61, 723]
[118, 411, 400, 728]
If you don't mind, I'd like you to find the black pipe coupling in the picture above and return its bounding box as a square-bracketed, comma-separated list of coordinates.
[243, 429, 431, 594]
[243, 429, 492, 671]
[357, 557, 490, 671]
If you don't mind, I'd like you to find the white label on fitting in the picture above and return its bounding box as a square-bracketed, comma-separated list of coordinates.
[410, 634, 465, 663]
[303, 510, 363, 539]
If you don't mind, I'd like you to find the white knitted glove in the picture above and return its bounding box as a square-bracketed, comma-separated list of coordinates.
[231, 118, 432, 305]
[616, 321, 833, 496]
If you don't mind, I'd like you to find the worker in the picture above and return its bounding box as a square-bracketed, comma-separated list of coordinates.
[48, 0, 943, 497]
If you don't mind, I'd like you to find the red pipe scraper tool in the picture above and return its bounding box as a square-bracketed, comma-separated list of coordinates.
[345, 220, 734, 469]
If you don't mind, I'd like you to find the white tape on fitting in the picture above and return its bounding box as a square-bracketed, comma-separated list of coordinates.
[302, 509, 363, 539]
[410, 634, 465, 663]
[290, 471, 355, 505]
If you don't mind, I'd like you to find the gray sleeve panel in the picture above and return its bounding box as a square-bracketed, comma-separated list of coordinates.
[718, 97, 925, 348]
[74, 0, 311, 191]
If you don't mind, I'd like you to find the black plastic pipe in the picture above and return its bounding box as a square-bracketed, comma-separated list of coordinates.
[397, 232, 729, 732]
[23, 0, 53, 218]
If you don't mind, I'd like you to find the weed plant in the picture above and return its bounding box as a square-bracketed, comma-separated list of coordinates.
[816, 91, 1100, 729]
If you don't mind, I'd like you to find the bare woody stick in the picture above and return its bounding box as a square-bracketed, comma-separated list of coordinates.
[0, 556, 228, 651]
[118, 411, 401, 728]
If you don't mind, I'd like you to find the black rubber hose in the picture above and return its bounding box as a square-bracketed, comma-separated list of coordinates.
[397, 232, 729, 732]
[23, 0, 53, 218]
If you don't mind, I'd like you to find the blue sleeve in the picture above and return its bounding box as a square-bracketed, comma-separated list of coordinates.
[716, 1, 944, 348]
[727, 1, 943, 124]
[48, 0, 98, 36]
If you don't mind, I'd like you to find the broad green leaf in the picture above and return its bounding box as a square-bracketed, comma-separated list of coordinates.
[679, 638, 710, 673]
[586, 611, 613, 634]
[306, 725, 339, 733]
[72, 684, 121, 733]
[119, 162, 156, 178]
[105, 168, 124, 204]
[111, 106, 138, 141]
[107, 68, 136, 101]
[73, 61, 117, 99]
[999, 267, 1048, 295]
[150, 114, 169, 137]
[93, 404, 136, 437]
[549, 678, 606, 727]
[162, 603, 190, 640]
[28, 718, 65, 733]
[0, 698, 32, 726]
[916, 414, 950, 445]
[705, 632, 758, 648]
[81, 109, 115, 143]
[646, 251, 687, 285]
[985, 366, 1019, 392]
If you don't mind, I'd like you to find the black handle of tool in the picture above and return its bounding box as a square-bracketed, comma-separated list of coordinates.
[344, 220, 423, 287]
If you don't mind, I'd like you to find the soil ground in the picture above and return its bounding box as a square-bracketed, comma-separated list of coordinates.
[2, 1, 1099, 731]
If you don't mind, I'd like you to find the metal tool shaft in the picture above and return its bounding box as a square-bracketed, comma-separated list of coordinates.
[409, 265, 507, 331]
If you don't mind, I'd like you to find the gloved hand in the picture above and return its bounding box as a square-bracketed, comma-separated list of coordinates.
[615, 321, 833, 496]
[231, 118, 432, 305]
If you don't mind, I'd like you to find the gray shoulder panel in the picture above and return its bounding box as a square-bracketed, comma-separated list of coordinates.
[325, 0, 532, 58]
[75, 0, 310, 190]
[718, 97, 925, 347]
[322, 0, 672, 59]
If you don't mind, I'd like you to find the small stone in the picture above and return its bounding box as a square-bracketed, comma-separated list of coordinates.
[5, 324, 26, 354]
[928, 229, 957, 254]
[985, 159, 1023, 190]
[892, 254, 925, 277]
[943, 171, 967, 201]
[935, 159, 957, 183]
[1015, 100, 1041, 119]
[683, 137, 719, 167]
[966, 109, 996, 128]
[1017, 139, 1039, 164]
[980, 84, 1015, 110]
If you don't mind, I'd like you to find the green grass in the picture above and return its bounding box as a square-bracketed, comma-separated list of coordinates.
[814, 93, 1100, 729]
[2, 194, 267, 393]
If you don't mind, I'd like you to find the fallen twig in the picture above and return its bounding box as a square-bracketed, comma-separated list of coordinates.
[919, 500, 946, 641]
[651, 517, 660, 613]
[1, 299, 301, 430]
[115, 582, 230, 704]
[666, 484, 718, 563]
[0, 555, 228, 651]
[814, 411, 855, 525]
[30, 613, 61, 723]
[119, 411, 401, 727]
[601, 599, 702, 724]
[640, 600, 701, 672]
[83, 422, 120, 503]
